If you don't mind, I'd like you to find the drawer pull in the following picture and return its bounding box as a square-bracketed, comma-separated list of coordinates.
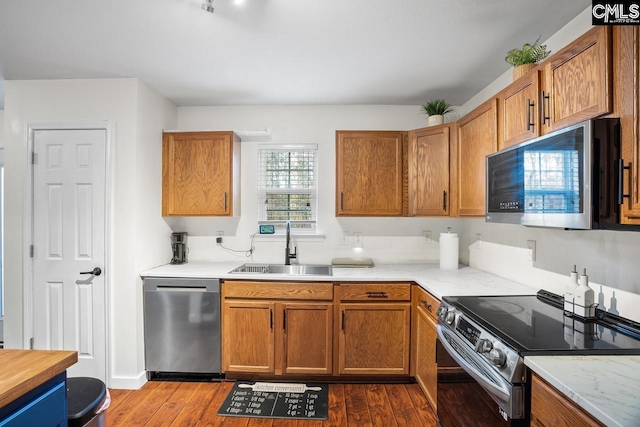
[421, 300, 433, 310]
[366, 291, 388, 298]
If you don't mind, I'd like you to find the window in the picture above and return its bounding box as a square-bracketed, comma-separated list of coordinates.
[258, 144, 317, 233]
[524, 150, 580, 213]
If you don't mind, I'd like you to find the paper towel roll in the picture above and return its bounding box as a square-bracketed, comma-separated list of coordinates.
[439, 232, 459, 271]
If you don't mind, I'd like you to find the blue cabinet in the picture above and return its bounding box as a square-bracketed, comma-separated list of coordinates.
[0, 372, 68, 427]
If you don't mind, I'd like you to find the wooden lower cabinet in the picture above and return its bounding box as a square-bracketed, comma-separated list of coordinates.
[338, 303, 411, 375]
[282, 302, 333, 375]
[222, 300, 275, 373]
[414, 303, 437, 410]
[531, 373, 602, 427]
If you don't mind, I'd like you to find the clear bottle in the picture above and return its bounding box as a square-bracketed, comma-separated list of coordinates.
[573, 268, 595, 318]
[563, 265, 579, 313]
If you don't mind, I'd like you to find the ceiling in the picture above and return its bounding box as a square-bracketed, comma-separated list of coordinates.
[0, 0, 590, 110]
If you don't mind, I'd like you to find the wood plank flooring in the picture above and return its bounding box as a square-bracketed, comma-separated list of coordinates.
[106, 381, 437, 426]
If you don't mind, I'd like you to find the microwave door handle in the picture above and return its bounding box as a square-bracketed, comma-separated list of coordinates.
[616, 159, 632, 205]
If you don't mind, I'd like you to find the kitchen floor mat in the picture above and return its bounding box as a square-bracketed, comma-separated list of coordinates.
[217, 381, 328, 420]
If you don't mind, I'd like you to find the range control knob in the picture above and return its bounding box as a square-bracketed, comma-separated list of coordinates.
[475, 338, 493, 353]
[445, 311, 456, 325]
[436, 305, 447, 320]
[487, 348, 507, 368]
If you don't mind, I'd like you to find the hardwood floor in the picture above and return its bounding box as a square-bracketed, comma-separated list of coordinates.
[106, 381, 437, 426]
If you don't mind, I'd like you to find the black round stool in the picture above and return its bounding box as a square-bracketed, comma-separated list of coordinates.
[67, 377, 108, 427]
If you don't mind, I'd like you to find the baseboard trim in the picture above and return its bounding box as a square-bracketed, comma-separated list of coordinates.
[109, 371, 147, 390]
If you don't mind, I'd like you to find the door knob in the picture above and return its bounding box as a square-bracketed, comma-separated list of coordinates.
[80, 267, 102, 276]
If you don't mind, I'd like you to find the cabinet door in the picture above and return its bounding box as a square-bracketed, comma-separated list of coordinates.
[414, 305, 438, 412]
[498, 70, 540, 150]
[409, 125, 453, 216]
[617, 27, 640, 224]
[282, 303, 333, 375]
[457, 98, 498, 216]
[336, 131, 404, 216]
[542, 26, 612, 133]
[222, 301, 275, 373]
[338, 303, 410, 375]
[162, 131, 237, 216]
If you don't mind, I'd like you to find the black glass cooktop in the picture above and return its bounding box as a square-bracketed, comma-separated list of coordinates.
[443, 291, 640, 356]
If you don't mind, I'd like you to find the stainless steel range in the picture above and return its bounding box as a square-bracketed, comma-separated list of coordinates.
[436, 290, 640, 426]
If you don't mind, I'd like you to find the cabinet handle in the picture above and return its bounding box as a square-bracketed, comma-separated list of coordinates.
[270, 309, 273, 330]
[541, 91, 550, 126]
[341, 310, 345, 331]
[422, 300, 433, 311]
[443, 191, 447, 211]
[283, 310, 287, 330]
[616, 159, 632, 205]
[224, 192, 228, 212]
[366, 291, 388, 298]
[526, 99, 535, 131]
[340, 192, 344, 210]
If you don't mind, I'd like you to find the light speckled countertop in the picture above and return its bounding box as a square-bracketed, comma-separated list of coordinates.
[140, 262, 640, 425]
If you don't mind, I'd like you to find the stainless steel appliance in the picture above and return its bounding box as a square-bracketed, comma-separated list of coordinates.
[143, 277, 222, 380]
[486, 118, 638, 231]
[436, 290, 640, 426]
[170, 232, 188, 264]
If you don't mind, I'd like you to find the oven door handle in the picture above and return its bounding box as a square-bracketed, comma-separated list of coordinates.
[437, 325, 512, 403]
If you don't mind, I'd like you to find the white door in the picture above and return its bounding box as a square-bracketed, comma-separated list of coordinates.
[32, 129, 107, 382]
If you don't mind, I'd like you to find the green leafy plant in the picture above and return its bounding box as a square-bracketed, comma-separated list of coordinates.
[505, 37, 551, 67]
[421, 99, 453, 116]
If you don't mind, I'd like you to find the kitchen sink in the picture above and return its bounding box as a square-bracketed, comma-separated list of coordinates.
[229, 263, 333, 276]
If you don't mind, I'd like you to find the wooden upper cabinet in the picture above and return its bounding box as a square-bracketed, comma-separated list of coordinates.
[615, 26, 640, 225]
[498, 70, 541, 150]
[457, 98, 498, 216]
[408, 124, 457, 216]
[336, 131, 405, 216]
[542, 26, 612, 133]
[162, 131, 240, 216]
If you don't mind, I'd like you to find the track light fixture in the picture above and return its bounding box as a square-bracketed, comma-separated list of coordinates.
[201, 0, 214, 13]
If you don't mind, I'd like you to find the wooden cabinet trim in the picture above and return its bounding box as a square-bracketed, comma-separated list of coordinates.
[223, 281, 333, 300]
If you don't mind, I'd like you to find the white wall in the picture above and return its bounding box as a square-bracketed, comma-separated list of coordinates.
[3, 78, 177, 389]
[176, 105, 461, 265]
[0, 110, 4, 147]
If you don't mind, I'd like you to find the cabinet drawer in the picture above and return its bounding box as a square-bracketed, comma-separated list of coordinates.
[338, 283, 411, 301]
[413, 286, 440, 320]
[223, 281, 333, 300]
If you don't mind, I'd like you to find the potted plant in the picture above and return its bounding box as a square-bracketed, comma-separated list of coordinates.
[421, 99, 454, 126]
[505, 37, 551, 80]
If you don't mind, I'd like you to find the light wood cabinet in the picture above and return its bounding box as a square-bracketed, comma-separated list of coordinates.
[542, 26, 612, 134]
[335, 131, 406, 216]
[530, 373, 603, 427]
[408, 124, 457, 216]
[162, 131, 240, 216]
[497, 70, 541, 150]
[337, 283, 411, 375]
[614, 26, 640, 225]
[412, 286, 439, 411]
[221, 281, 333, 376]
[457, 98, 498, 216]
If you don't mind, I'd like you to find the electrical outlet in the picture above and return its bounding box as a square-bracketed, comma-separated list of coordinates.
[353, 232, 363, 249]
[340, 231, 349, 246]
[422, 230, 431, 244]
[527, 240, 536, 262]
[476, 233, 482, 250]
[217, 231, 224, 237]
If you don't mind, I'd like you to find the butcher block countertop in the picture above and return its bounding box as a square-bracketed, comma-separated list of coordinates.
[0, 350, 77, 409]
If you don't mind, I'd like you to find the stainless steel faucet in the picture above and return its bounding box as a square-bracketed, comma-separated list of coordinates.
[285, 221, 297, 265]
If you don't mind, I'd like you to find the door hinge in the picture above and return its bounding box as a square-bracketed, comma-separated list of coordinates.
[31, 151, 36, 165]
[30, 245, 34, 258]
[29, 337, 34, 350]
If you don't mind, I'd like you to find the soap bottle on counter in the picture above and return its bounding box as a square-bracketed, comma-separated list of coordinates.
[563, 265, 579, 313]
[573, 268, 595, 318]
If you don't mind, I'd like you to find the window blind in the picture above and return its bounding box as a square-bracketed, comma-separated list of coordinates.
[257, 144, 318, 233]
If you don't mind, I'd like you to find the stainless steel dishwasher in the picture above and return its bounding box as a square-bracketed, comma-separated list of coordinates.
[143, 277, 222, 380]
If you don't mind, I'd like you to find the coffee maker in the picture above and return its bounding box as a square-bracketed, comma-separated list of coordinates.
[170, 232, 188, 264]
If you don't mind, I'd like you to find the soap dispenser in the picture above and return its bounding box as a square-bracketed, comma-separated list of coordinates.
[573, 268, 595, 318]
[563, 265, 579, 313]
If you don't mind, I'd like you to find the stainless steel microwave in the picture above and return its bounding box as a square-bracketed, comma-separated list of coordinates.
[486, 118, 637, 231]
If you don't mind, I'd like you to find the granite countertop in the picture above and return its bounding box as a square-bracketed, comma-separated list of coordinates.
[0, 350, 77, 409]
[140, 261, 637, 425]
[525, 356, 640, 427]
